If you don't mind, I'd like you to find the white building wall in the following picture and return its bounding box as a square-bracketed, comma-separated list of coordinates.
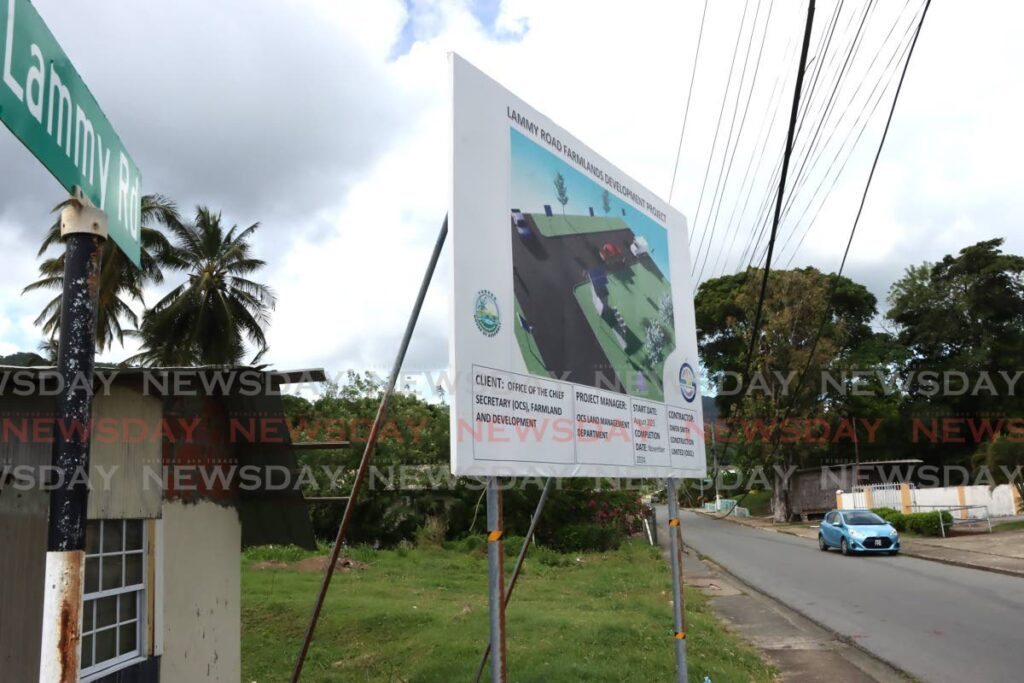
[160, 500, 241, 682]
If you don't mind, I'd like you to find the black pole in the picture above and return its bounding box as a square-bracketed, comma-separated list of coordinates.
[291, 216, 448, 682]
[742, 0, 816, 382]
[39, 193, 105, 682]
[47, 231, 102, 549]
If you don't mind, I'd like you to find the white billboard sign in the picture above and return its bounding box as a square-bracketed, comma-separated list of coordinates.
[449, 54, 706, 479]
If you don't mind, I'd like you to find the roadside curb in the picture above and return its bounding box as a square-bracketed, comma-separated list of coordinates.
[695, 510, 1024, 580]
[684, 543, 914, 682]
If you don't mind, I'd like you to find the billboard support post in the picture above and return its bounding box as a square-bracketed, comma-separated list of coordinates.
[290, 216, 449, 682]
[666, 478, 687, 682]
[475, 477, 555, 682]
[38, 191, 106, 682]
[486, 477, 508, 683]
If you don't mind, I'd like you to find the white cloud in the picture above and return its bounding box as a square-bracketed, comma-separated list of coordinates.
[3, 0, 1023, 375]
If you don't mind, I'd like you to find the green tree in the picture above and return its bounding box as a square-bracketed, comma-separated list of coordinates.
[972, 434, 1024, 513]
[695, 267, 880, 520]
[887, 239, 1024, 464]
[553, 172, 569, 214]
[23, 195, 180, 352]
[128, 207, 275, 366]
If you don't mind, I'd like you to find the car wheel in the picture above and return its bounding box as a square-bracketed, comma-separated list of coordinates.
[840, 538, 850, 556]
[818, 534, 829, 551]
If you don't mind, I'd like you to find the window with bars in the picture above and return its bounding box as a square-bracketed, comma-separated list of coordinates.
[81, 519, 147, 679]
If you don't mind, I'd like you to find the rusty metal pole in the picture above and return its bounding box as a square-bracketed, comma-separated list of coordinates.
[666, 478, 686, 682]
[485, 476, 507, 682]
[38, 191, 106, 682]
[290, 216, 448, 682]
[474, 477, 553, 682]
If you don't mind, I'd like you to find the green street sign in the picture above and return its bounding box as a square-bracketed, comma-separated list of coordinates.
[1, 0, 141, 265]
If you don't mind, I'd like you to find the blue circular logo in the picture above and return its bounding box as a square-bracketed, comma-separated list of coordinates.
[474, 290, 501, 337]
[679, 363, 697, 402]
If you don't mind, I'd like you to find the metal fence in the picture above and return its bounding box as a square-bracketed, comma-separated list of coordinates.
[910, 504, 992, 537]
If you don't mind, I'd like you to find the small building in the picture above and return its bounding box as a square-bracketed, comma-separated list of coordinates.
[0, 366, 321, 681]
[790, 459, 923, 519]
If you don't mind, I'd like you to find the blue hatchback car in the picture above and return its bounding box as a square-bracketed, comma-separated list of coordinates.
[819, 509, 900, 555]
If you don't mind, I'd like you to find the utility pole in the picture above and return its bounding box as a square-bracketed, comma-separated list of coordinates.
[711, 420, 720, 508]
[851, 415, 860, 468]
[38, 191, 106, 682]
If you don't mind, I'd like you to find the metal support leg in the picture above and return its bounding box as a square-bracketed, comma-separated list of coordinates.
[290, 217, 448, 681]
[475, 478, 554, 682]
[486, 477, 507, 682]
[666, 478, 687, 682]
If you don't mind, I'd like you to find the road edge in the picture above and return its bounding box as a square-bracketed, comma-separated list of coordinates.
[699, 510, 1024, 580]
[684, 542, 917, 683]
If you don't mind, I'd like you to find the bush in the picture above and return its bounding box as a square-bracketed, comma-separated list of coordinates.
[871, 507, 906, 531]
[904, 511, 954, 537]
[415, 516, 448, 548]
[547, 523, 623, 553]
[531, 545, 576, 567]
[503, 535, 527, 558]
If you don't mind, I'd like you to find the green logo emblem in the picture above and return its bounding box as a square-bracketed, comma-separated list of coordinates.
[474, 290, 501, 337]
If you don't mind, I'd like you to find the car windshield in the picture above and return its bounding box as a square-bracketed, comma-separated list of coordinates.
[843, 511, 886, 525]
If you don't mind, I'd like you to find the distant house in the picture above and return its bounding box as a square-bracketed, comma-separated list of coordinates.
[0, 366, 321, 681]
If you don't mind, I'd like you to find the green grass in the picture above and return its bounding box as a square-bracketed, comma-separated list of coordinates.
[573, 262, 674, 402]
[242, 540, 774, 682]
[527, 212, 628, 238]
[741, 490, 773, 517]
[513, 298, 551, 377]
[992, 519, 1024, 533]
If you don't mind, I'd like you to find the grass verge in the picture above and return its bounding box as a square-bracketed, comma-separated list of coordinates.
[241, 539, 775, 682]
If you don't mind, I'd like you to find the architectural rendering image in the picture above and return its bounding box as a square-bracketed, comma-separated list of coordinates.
[510, 129, 674, 400]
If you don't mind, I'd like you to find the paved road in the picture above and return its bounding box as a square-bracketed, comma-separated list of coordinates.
[677, 511, 1024, 683]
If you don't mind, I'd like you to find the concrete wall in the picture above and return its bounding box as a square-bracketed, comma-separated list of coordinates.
[840, 484, 1019, 518]
[160, 499, 241, 683]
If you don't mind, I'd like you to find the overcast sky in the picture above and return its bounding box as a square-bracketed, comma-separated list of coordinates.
[2, 0, 1021, 385]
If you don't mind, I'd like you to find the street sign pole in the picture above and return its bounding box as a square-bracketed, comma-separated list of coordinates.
[38, 191, 106, 682]
[486, 476, 508, 683]
[666, 478, 687, 682]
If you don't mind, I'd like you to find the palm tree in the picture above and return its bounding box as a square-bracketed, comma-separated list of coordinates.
[23, 194, 181, 351]
[129, 207, 275, 366]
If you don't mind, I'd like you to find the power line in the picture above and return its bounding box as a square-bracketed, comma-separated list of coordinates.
[777, 0, 932, 423]
[712, 34, 798, 280]
[741, 0, 843, 273]
[780, 3, 920, 266]
[697, 0, 776, 283]
[690, 0, 753, 249]
[741, 0, 817, 382]
[669, 0, 710, 203]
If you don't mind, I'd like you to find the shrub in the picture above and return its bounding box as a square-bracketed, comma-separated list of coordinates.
[547, 523, 623, 553]
[871, 507, 906, 532]
[503, 535, 527, 558]
[415, 515, 447, 548]
[904, 511, 954, 536]
[531, 545, 576, 567]
[448, 534, 486, 553]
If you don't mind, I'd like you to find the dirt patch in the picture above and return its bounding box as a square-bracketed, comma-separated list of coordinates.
[293, 555, 369, 573]
[251, 560, 291, 571]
